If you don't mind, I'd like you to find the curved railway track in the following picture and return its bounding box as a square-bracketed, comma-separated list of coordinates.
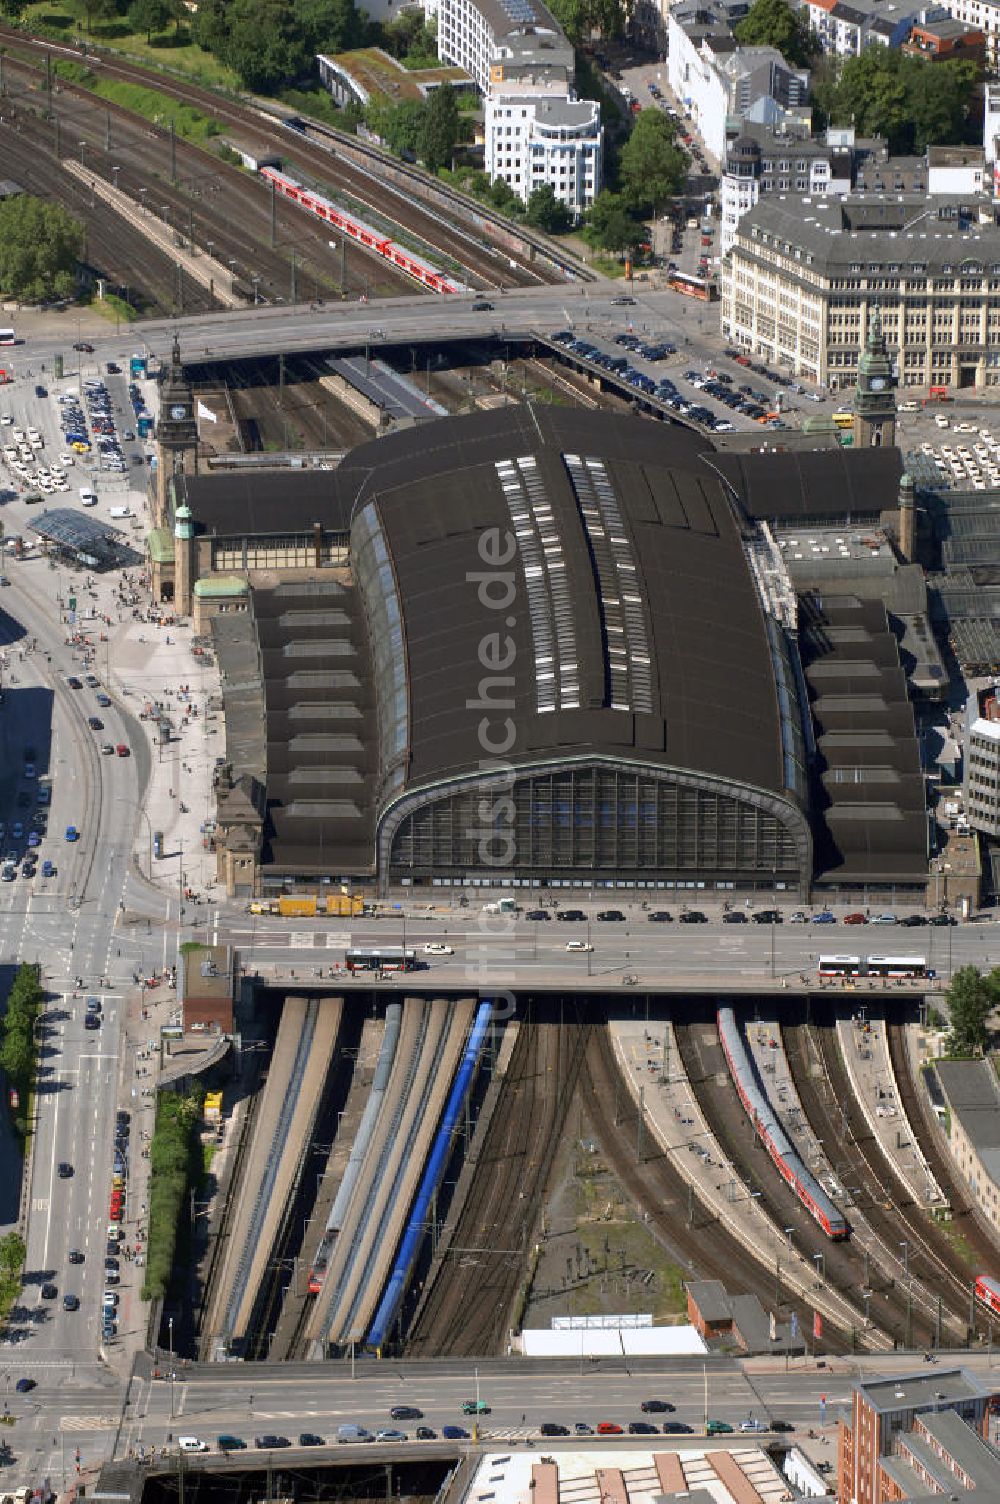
[782, 1014, 960, 1349]
[0, 30, 560, 291]
[580, 1017, 850, 1352]
[0, 55, 412, 306]
[672, 1013, 903, 1349]
[405, 1002, 584, 1357]
[887, 1019, 1000, 1335]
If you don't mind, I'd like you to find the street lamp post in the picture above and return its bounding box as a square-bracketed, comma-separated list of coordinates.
[813, 1251, 825, 1283]
[900, 1240, 909, 1277]
[168, 1316, 175, 1420]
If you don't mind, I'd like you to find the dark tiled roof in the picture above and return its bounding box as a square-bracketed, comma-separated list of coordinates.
[709, 446, 903, 522]
[335, 407, 793, 802]
[180, 470, 352, 538]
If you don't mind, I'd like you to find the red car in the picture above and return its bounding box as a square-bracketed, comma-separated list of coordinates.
[843, 912, 868, 925]
[115, 744, 130, 757]
[596, 1422, 623, 1435]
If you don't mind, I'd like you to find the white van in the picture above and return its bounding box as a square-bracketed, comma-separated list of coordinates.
[178, 1438, 209, 1453]
[109, 505, 132, 519]
[79, 487, 98, 507]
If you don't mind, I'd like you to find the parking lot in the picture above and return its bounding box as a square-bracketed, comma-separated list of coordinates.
[0, 359, 156, 554]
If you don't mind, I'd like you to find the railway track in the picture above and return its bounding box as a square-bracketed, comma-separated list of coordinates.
[782, 1013, 966, 1349]
[0, 111, 213, 316]
[0, 53, 414, 306]
[406, 1001, 585, 1356]
[579, 1016, 851, 1352]
[887, 1019, 1000, 1337]
[672, 1012, 900, 1349]
[0, 30, 563, 291]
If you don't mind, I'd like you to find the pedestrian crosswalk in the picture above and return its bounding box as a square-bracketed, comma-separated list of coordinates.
[60, 1415, 120, 1432]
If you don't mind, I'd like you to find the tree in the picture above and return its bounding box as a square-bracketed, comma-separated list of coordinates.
[536, 186, 572, 232]
[221, 0, 310, 91]
[619, 108, 688, 216]
[0, 196, 83, 304]
[546, 0, 625, 47]
[0, 1233, 25, 1279]
[191, 0, 230, 54]
[585, 189, 645, 255]
[814, 48, 976, 154]
[367, 98, 426, 157]
[945, 965, 995, 1056]
[128, 0, 171, 41]
[81, 0, 120, 31]
[525, 183, 572, 233]
[295, 0, 362, 56]
[733, 0, 818, 68]
[488, 176, 520, 212]
[419, 81, 458, 173]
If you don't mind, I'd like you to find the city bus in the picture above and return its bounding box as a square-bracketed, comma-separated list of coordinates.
[865, 955, 928, 979]
[817, 955, 928, 979]
[0, 328, 14, 347]
[832, 411, 854, 431]
[666, 271, 718, 302]
[344, 947, 416, 973]
[975, 1274, 1000, 1316]
[817, 955, 862, 977]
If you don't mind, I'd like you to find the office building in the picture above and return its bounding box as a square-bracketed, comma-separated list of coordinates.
[837, 1368, 999, 1504]
[931, 1059, 1000, 1233]
[721, 193, 1000, 388]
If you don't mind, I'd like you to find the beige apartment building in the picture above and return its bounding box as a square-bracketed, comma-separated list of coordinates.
[721, 193, 1000, 390]
[932, 1059, 1000, 1232]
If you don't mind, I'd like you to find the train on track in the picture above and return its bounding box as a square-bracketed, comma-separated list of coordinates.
[259, 166, 465, 294]
[975, 1274, 1000, 1316]
[716, 1005, 849, 1241]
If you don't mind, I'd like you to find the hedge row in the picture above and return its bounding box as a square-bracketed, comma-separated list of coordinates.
[0, 964, 43, 1139]
[141, 1088, 205, 1302]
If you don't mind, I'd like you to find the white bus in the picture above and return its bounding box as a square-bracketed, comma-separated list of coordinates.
[0, 328, 15, 347]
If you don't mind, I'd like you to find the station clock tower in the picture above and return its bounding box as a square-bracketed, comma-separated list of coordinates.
[852, 307, 897, 449]
[156, 333, 198, 522]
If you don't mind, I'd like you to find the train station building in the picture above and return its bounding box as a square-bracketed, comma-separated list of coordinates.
[154, 399, 928, 901]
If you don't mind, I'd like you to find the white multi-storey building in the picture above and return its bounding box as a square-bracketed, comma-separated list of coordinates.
[485, 81, 601, 215]
[796, 0, 917, 54]
[436, 0, 570, 92]
[435, 0, 601, 217]
[667, 3, 810, 161]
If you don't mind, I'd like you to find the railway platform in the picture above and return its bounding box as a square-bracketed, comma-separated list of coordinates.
[834, 1007, 947, 1213]
[608, 1018, 868, 1343]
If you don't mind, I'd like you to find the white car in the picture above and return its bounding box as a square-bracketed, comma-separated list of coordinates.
[934, 414, 949, 428]
[423, 942, 454, 955]
[565, 940, 593, 951]
[178, 1438, 209, 1453]
[740, 1418, 766, 1433]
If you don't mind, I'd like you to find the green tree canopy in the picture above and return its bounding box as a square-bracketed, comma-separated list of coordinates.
[367, 98, 426, 156]
[191, 0, 230, 54]
[944, 965, 997, 1056]
[547, 0, 625, 47]
[419, 81, 459, 172]
[295, 0, 363, 56]
[128, 0, 172, 41]
[221, 0, 310, 91]
[525, 182, 572, 232]
[811, 48, 976, 153]
[0, 1232, 26, 1279]
[619, 108, 689, 216]
[584, 189, 646, 255]
[0, 196, 82, 303]
[733, 0, 818, 67]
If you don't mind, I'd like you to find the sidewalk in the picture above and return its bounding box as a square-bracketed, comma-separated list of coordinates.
[608, 1018, 875, 1345]
[835, 1008, 947, 1211]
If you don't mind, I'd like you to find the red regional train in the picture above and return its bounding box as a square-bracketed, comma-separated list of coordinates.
[259, 167, 464, 294]
[975, 1274, 1000, 1316]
